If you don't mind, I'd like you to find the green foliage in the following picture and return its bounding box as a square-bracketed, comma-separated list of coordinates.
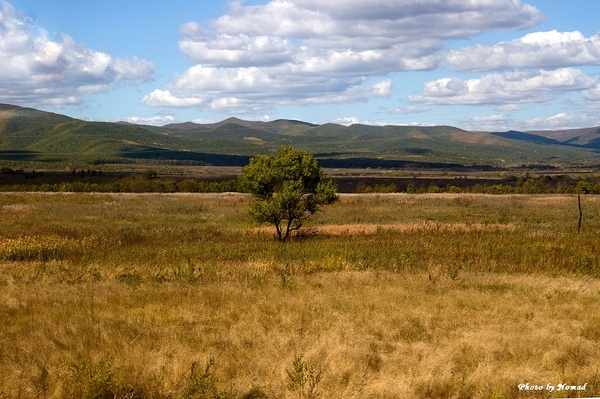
[240, 146, 338, 241]
[390, 175, 600, 195]
[0, 177, 240, 193]
[0, 235, 77, 261]
[59, 356, 229, 399]
[287, 354, 322, 399]
[61, 357, 123, 399]
[172, 260, 199, 283]
[406, 182, 417, 193]
[356, 182, 397, 193]
[143, 169, 158, 179]
[181, 358, 228, 399]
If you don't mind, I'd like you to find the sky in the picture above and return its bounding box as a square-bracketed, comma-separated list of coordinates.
[1, 0, 600, 131]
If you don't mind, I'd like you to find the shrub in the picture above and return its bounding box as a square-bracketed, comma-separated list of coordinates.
[287, 354, 322, 399]
[181, 358, 229, 399]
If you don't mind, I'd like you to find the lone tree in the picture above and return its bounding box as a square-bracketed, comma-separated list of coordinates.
[240, 146, 338, 242]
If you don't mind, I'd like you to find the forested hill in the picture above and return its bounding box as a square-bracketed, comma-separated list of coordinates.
[1, 103, 599, 168]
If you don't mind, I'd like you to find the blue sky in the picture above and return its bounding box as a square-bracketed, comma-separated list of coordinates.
[1, 0, 600, 131]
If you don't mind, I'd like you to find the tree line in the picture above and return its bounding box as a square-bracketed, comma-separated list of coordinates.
[356, 175, 600, 194]
[0, 177, 239, 193]
[1, 167, 600, 195]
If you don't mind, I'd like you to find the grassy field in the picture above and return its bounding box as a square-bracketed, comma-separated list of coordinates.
[1, 192, 599, 398]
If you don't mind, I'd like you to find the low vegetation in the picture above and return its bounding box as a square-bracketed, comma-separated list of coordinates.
[1, 192, 599, 398]
[2, 165, 600, 195]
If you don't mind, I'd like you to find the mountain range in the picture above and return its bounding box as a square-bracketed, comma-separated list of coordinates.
[1, 103, 600, 169]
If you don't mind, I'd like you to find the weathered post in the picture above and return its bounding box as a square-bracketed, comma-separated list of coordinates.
[578, 193, 583, 234]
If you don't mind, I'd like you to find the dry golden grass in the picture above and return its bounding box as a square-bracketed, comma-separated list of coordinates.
[2, 271, 598, 398]
[253, 222, 517, 237]
[0, 192, 599, 398]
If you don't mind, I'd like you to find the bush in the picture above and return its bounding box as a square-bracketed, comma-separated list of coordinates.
[180, 358, 229, 399]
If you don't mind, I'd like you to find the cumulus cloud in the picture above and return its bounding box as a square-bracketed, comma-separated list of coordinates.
[302, 80, 393, 105]
[142, 89, 204, 107]
[143, 63, 393, 113]
[410, 68, 596, 105]
[178, 22, 295, 67]
[471, 114, 509, 123]
[112, 57, 155, 84]
[447, 30, 600, 71]
[524, 112, 600, 130]
[144, 0, 543, 113]
[0, 1, 155, 106]
[582, 85, 600, 101]
[496, 104, 520, 112]
[332, 117, 365, 126]
[143, 57, 393, 109]
[215, 0, 543, 43]
[459, 111, 600, 131]
[124, 115, 176, 126]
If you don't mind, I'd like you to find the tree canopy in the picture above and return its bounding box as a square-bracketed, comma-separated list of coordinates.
[240, 146, 338, 242]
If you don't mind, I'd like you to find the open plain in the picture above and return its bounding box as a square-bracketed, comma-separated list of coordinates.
[1, 192, 599, 398]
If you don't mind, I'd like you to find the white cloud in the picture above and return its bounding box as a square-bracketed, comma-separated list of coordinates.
[113, 57, 156, 84]
[179, 32, 294, 67]
[410, 68, 596, 105]
[524, 112, 600, 130]
[215, 0, 543, 42]
[142, 90, 204, 107]
[393, 105, 431, 114]
[145, 0, 543, 114]
[0, 1, 155, 106]
[143, 57, 393, 111]
[472, 114, 508, 122]
[124, 115, 176, 126]
[332, 117, 365, 126]
[447, 30, 600, 71]
[582, 85, 600, 101]
[496, 104, 520, 112]
[300, 80, 393, 105]
[460, 111, 600, 131]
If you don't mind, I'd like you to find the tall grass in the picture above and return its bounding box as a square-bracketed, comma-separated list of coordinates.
[1, 193, 599, 397]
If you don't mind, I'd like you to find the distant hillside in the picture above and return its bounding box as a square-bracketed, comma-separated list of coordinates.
[0, 104, 189, 163]
[1, 103, 600, 168]
[491, 130, 564, 146]
[526, 127, 600, 149]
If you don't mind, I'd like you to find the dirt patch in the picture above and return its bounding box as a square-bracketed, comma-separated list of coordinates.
[252, 222, 517, 236]
[2, 204, 36, 212]
[525, 195, 577, 205]
[451, 132, 504, 145]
